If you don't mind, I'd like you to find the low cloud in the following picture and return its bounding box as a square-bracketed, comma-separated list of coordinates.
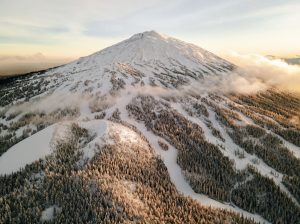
[184, 52, 300, 95]
[184, 72, 267, 95]
[8, 93, 85, 114]
[227, 52, 300, 93]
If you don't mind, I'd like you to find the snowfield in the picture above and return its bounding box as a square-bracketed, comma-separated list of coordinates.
[0, 125, 55, 175]
[0, 119, 145, 176]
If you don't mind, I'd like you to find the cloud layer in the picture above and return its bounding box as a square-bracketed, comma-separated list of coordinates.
[227, 52, 300, 93]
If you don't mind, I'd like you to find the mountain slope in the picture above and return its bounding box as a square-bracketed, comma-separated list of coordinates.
[0, 31, 300, 224]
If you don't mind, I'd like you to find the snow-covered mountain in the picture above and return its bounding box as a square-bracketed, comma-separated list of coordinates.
[0, 31, 300, 224]
[77, 30, 233, 72]
[6, 30, 234, 98]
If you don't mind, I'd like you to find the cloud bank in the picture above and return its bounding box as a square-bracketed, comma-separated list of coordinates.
[227, 52, 300, 93]
[183, 52, 300, 95]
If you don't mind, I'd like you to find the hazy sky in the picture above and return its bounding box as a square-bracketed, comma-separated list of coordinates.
[0, 0, 300, 75]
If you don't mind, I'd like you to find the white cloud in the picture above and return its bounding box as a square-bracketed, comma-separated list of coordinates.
[220, 52, 300, 93]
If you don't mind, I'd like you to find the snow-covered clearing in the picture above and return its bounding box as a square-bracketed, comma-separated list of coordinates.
[0, 120, 108, 175]
[0, 125, 56, 175]
[78, 120, 108, 161]
[40, 205, 61, 222]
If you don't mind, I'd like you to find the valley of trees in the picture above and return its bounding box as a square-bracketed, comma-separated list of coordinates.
[127, 96, 237, 202]
[232, 166, 300, 224]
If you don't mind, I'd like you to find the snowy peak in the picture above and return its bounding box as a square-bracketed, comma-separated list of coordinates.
[129, 30, 167, 40]
[78, 30, 234, 74]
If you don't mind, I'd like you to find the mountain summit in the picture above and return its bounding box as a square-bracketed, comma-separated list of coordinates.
[77, 30, 234, 75]
[84, 30, 233, 70]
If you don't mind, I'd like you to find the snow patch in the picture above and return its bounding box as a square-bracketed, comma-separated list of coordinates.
[40, 205, 61, 222]
[78, 120, 108, 161]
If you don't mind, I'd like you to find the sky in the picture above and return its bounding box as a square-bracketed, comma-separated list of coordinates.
[0, 0, 300, 75]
